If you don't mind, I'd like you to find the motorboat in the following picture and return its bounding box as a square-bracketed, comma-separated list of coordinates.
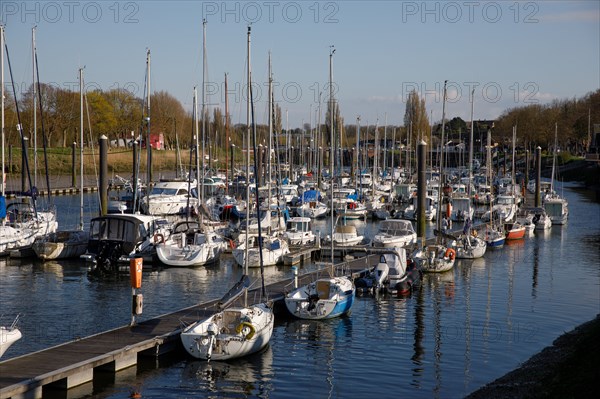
[81, 213, 170, 273]
[284, 217, 316, 246]
[371, 219, 417, 248]
[355, 248, 421, 296]
[325, 224, 365, 247]
[140, 179, 199, 216]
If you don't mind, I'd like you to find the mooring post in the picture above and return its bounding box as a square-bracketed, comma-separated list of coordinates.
[417, 140, 427, 247]
[99, 135, 108, 215]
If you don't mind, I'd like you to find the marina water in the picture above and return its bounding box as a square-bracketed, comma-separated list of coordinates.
[1, 183, 598, 398]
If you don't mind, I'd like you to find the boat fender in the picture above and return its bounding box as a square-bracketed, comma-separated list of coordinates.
[471, 230, 478, 238]
[235, 321, 256, 340]
[444, 248, 456, 261]
[154, 233, 164, 245]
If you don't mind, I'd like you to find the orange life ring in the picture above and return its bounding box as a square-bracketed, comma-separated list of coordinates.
[444, 248, 456, 260]
[154, 233, 164, 244]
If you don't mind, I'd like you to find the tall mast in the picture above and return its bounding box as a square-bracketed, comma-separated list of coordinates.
[145, 49, 151, 186]
[383, 113, 388, 172]
[469, 88, 475, 210]
[32, 26, 37, 187]
[79, 68, 84, 230]
[225, 72, 229, 192]
[201, 19, 207, 205]
[512, 125, 516, 187]
[437, 80, 448, 234]
[329, 45, 335, 267]
[355, 116, 360, 193]
[244, 26, 251, 276]
[1, 25, 5, 199]
[268, 51, 273, 190]
[194, 86, 200, 220]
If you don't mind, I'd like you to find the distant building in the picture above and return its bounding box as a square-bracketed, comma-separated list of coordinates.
[149, 133, 165, 150]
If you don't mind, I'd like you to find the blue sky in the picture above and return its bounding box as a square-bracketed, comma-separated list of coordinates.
[1, 1, 598, 129]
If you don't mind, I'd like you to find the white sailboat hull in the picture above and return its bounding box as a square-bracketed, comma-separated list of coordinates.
[180, 303, 274, 361]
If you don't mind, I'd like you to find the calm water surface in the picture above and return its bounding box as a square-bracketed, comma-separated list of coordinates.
[0, 184, 598, 398]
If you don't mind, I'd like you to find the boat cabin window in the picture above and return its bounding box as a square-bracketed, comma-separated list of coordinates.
[90, 218, 144, 243]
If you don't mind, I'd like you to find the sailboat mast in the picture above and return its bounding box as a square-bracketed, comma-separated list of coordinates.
[437, 80, 448, 233]
[244, 26, 251, 276]
[79, 68, 84, 230]
[268, 52, 273, 191]
[329, 45, 335, 266]
[32, 26, 37, 187]
[383, 113, 388, 172]
[194, 86, 200, 219]
[512, 125, 516, 187]
[145, 49, 151, 187]
[225, 72, 229, 192]
[355, 116, 360, 194]
[469, 88, 474, 192]
[1, 25, 5, 199]
[551, 122, 557, 193]
[468, 88, 474, 215]
[201, 19, 207, 205]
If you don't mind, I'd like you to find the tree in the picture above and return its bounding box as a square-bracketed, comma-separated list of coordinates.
[404, 90, 430, 144]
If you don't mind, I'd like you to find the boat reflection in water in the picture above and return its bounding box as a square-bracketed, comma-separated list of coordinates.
[181, 345, 274, 396]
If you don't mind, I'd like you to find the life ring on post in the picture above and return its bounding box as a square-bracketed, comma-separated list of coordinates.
[235, 321, 256, 340]
[444, 248, 456, 261]
[154, 233, 165, 245]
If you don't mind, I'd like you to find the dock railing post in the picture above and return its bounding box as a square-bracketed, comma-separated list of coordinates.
[130, 258, 143, 326]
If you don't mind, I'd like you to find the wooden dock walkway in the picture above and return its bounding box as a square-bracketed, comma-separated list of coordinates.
[0, 255, 380, 399]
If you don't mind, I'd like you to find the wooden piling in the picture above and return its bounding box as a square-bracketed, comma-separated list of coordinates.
[99, 135, 108, 215]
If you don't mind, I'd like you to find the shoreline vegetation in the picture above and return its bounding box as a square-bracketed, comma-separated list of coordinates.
[4, 147, 599, 186]
[466, 314, 600, 398]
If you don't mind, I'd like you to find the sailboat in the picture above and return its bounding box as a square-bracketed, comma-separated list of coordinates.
[0, 27, 50, 256]
[412, 81, 456, 273]
[284, 46, 356, 320]
[32, 67, 89, 260]
[544, 123, 569, 225]
[180, 274, 274, 361]
[231, 51, 289, 267]
[482, 127, 505, 248]
[450, 89, 486, 259]
[0, 314, 21, 358]
[181, 26, 274, 362]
